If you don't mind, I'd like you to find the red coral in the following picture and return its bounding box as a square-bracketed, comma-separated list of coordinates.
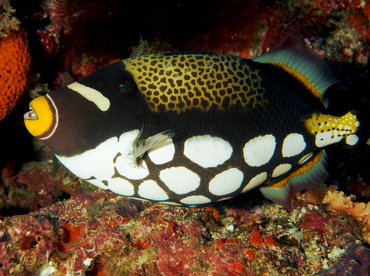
[133, 239, 152, 250]
[250, 226, 263, 246]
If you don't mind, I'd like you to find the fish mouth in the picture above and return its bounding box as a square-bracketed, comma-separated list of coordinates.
[23, 95, 56, 138]
[24, 105, 39, 120]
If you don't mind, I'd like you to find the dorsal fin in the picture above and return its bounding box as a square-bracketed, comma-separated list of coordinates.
[253, 36, 337, 103]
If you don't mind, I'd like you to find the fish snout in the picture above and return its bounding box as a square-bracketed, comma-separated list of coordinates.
[24, 95, 56, 138]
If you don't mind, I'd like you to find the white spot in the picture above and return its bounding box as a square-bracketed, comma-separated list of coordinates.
[68, 82, 110, 111]
[180, 195, 211, 205]
[298, 152, 313, 164]
[272, 163, 292, 177]
[115, 130, 150, 180]
[282, 133, 306, 157]
[355, 121, 360, 127]
[243, 134, 276, 167]
[147, 138, 175, 164]
[138, 180, 169, 200]
[315, 132, 342, 147]
[107, 178, 135, 196]
[184, 135, 233, 168]
[209, 168, 244, 196]
[346, 134, 359, 146]
[159, 167, 200, 194]
[241, 172, 267, 193]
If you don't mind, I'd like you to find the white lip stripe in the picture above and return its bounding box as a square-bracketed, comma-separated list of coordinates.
[68, 82, 110, 111]
[40, 94, 59, 140]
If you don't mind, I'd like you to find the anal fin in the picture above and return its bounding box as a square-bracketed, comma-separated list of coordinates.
[259, 150, 328, 210]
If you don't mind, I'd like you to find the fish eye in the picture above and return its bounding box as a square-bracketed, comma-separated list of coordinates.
[115, 78, 137, 96]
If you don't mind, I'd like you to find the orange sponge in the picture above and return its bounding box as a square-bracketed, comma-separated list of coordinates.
[0, 30, 31, 121]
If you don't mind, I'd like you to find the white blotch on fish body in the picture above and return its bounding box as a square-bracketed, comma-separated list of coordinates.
[208, 168, 244, 196]
[243, 134, 276, 167]
[138, 180, 169, 200]
[159, 166, 200, 194]
[242, 172, 267, 193]
[272, 163, 292, 177]
[184, 135, 233, 168]
[282, 133, 306, 157]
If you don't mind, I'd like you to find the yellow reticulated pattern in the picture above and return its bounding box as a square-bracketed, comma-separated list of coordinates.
[122, 53, 267, 113]
[304, 111, 359, 137]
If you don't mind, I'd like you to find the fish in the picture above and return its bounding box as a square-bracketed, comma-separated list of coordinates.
[24, 36, 363, 209]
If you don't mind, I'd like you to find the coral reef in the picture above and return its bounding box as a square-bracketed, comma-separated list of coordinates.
[0, 186, 368, 275]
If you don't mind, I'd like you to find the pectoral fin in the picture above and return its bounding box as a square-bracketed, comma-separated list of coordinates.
[131, 129, 175, 164]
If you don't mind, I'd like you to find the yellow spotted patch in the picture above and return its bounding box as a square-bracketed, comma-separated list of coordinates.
[304, 111, 359, 137]
[122, 53, 267, 113]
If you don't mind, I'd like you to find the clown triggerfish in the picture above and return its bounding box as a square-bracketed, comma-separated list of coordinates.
[24, 36, 363, 209]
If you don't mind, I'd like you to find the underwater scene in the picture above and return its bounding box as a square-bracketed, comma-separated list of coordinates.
[0, 0, 370, 275]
